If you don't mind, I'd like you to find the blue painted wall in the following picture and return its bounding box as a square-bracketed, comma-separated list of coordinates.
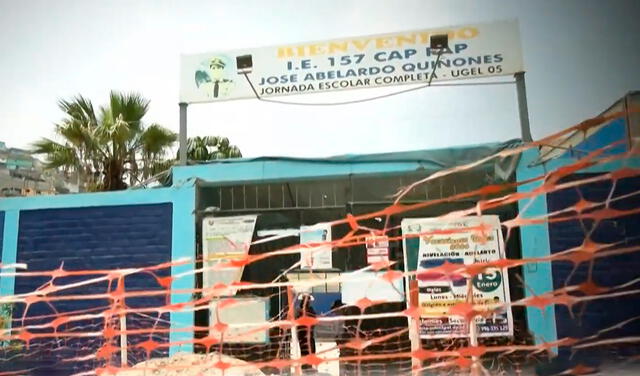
[515, 116, 639, 349]
[557, 118, 628, 159]
[12, 204, 172, 375]
[547, 174, 640, 361]
[0, 184, 196, 368]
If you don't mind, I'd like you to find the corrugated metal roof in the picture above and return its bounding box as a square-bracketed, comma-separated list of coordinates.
[170, 139, 523, 187]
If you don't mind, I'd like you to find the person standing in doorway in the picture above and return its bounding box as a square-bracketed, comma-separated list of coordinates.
[296, 293, 317, 373]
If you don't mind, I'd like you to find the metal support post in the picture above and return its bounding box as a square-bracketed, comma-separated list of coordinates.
[515, 72, 533, 142]
[179, 102, 188, 165]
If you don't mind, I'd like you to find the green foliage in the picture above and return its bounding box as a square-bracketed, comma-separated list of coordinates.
[33, 92, 177, 191]
[184, 136, 243, 161]
[0, 303, 21, 351]
[33, 91, 243, 191]
[0, 303, 11, 328]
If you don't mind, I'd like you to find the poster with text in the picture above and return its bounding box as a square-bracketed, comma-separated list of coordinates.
[401, 215, 513, 339]
[300, 223, 333, 269]
[366, 235, 390, 264]
[180, 20, 523, 103]
[202, 215, 258, 295]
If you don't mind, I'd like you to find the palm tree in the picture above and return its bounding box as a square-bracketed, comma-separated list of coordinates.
[185, 136, 242, 161]
[33, 92, 176, 191]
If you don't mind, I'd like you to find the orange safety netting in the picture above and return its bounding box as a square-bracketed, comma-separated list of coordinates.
[2, 109, 640, 376]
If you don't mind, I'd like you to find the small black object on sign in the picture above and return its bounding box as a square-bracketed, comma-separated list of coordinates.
[430, 34, 449, 50]
[236, 54, 253, 74]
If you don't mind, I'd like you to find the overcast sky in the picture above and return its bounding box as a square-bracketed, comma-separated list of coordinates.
[0, 0, 639, 158]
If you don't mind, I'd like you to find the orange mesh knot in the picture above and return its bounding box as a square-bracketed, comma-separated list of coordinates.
[219, 298, 237, 309]
[51, 316, 69, 330]
[553, 293, 577, 307]
[455, 357, 473, 368]
[345, 338, 370, 350]
[573, 199, 592, 213]
[213, 322, 228, 333]
[166, 302, 187, 311]
[156, 276, 173, 289]
[103, 325, 117, 339]
[18, 330, 34, 346]
[346, 214, 359, 231]
[558, 337, 579, 347]
[213, 282, 228, 290]
[230, 257, 250, 267]
[213, 361, 231, 370]
[296, 315, 318, 327]
[577, 281, 609, 295]
[355, 297, 374, 311]
[464, 262, 490, 277]
[412, 349, 437, 360]
[448, 302, 478, 321]
[564, 251, 594, 264]
[457, 346, 487, 358]
[51, 266, 69, 279]
[525, 295, 554, 310]
[302, 354, 324, 366]
[493, 258, 516, 269]
[137, 340, 160, 354]
[198, 336, 219, 348]
[23, 295, 42, 306]
[403, 307, 421, 320]
[96, 343, 119, 360]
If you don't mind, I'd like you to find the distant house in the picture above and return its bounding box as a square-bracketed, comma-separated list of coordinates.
[0, 141, 78, 197]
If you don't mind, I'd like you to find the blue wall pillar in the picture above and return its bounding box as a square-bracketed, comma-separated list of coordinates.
[0, 210, 19, 298]
[169, 184, 196, 354]
[516, 149, 558, 346]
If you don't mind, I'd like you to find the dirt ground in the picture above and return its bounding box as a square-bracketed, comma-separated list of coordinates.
[109, 352, 265, 376]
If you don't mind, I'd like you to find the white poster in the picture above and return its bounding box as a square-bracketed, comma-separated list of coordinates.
[202, 215, 258, 294]
[401, 215, 513, 339]
[300, 223, 333, 269]
[180, 20, 523, 103]
[209, 297, 268, 343]
[341, 271, 404, 305]
[366, 235, 390, 264]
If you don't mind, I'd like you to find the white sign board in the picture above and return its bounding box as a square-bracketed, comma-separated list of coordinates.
[209, 297, 269, 343]
[180, 20, 523, 103]
[202, 215, 258, 294]
[366, 235, 390, 264]
[299, 224, 333, 269]
[401, 215, 513, 339]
